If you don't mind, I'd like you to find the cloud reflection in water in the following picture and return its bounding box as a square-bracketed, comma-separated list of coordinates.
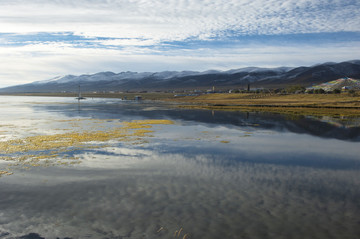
[1, 143, 359, 239]
[1, 96, 360, 239]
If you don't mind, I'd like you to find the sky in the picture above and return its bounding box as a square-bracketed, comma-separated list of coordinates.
[0, 0, 360, 87]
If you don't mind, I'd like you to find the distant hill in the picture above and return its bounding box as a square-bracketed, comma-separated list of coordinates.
[1, 60, 360, 93]
[306, 77, 360, 92]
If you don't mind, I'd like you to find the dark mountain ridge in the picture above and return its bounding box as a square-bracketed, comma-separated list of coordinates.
[1, 60, 359, 93]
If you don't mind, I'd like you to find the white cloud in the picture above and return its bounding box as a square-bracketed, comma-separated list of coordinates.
[0, 0, 359, 87]
[0, 40, 359, 87]
[0, 0, 359, 39]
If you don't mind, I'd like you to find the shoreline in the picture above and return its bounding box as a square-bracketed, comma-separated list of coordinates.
[166, 93, 360, 117]
[1, 92, 360, 117]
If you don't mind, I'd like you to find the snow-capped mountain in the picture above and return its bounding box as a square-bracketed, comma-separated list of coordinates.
[1, 60, 360, 93]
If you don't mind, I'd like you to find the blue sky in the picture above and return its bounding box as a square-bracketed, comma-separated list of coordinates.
[0, 0, 359, 87]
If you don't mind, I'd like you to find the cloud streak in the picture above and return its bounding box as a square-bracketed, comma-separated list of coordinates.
[0, 0, 360, 87]
[1, 0, 359, 39]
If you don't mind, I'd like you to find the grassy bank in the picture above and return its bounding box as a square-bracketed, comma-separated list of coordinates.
[2, 92, 360, 116]
[168, 93, 360, 117]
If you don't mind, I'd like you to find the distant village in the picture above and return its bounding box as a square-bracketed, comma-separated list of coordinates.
[85, 77, 360, 97]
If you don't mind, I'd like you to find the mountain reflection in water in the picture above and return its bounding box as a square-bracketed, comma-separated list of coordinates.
[36, 99, 360, 141]
[0, 96, 359, 239]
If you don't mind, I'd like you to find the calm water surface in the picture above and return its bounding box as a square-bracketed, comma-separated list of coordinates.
[0, 96, 359, 239]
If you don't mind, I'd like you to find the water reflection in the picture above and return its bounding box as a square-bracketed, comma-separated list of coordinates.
[1, 146, 360, 239]
[30, 98, 360, 141]
[0, 96, 360, 239]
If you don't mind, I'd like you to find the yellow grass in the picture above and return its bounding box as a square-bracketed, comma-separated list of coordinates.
[171, 93, 360, 116]
[0, 170, 13, 176]
[173, 93, 360, 106]
[0, 119, 174, 176]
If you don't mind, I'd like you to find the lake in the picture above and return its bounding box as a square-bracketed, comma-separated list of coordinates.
[0, 96, 359, 239]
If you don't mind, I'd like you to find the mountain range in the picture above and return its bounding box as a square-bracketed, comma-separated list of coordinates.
[1, 60, 360, 93]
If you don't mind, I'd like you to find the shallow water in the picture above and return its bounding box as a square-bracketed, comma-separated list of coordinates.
[0, 96, 359, 239]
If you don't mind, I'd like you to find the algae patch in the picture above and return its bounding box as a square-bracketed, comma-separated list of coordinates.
[0, 119, 174, 176]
